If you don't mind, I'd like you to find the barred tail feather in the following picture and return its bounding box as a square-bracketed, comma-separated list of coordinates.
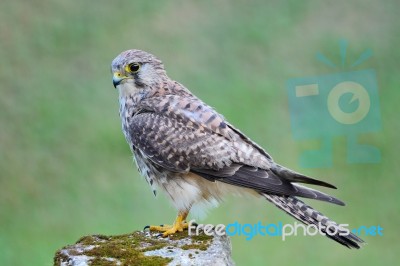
[262, 194, 365, 249]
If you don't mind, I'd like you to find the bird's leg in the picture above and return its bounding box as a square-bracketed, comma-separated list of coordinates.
[146, 210, 190, 237]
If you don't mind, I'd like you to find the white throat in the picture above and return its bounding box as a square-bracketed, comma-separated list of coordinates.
[117, 81, 140, 99]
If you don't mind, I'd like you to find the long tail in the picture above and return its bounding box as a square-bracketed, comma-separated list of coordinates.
[262, 193, 365, 249]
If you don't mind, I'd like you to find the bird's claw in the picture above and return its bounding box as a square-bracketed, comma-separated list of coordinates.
[144, 211, 190, 237]
[144, 221, 189, 237]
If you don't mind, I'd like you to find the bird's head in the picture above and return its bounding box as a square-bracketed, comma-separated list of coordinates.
[111, 49, 166, 94]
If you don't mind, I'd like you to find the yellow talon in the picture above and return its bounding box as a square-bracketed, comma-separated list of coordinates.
[147, 210, 189, 237]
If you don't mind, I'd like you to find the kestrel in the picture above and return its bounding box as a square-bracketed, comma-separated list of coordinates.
[111, 49, 364, 248]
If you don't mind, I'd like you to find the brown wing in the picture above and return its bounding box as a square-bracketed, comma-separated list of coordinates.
[128, 96, 343, 205]
[129, 111, 238, 172]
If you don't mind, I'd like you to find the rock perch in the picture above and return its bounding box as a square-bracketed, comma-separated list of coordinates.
[54, 230, 234, 266]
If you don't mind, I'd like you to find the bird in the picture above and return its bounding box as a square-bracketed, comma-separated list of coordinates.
[110, 49, 364, 248]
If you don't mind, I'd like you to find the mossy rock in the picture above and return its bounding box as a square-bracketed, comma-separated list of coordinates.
[54, 230, 234, 265]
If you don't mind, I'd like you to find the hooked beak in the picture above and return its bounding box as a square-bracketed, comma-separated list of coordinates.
[112, 72, 127, 88]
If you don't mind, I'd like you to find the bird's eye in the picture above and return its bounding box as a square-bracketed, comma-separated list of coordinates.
[126, 63, 140, 73]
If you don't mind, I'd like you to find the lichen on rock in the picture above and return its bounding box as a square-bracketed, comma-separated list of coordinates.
[54, 229, 234, 266]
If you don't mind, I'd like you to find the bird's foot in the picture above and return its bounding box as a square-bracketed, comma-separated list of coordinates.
[146, 222, 189, 237]
[144, 210, 189, 237]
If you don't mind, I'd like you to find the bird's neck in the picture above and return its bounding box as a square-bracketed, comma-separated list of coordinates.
[117, 79, 196, 121]
[118, 84, 147, 120]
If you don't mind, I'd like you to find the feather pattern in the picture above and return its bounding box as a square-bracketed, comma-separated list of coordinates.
[262, 194, 364, 248]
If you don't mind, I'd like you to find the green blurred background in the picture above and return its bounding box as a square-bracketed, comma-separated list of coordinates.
[1, 0, 399, 265]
